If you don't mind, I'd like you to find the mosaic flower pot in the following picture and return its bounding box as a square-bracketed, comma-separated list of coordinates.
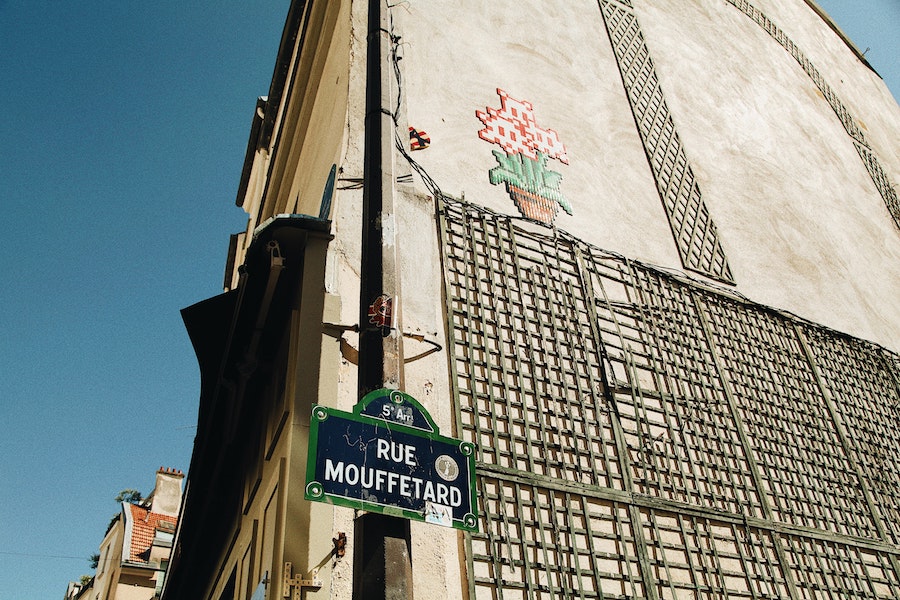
[509, 185, 558, 225]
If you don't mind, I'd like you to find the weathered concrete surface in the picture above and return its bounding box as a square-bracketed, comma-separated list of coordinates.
[377, 0, 900, 349]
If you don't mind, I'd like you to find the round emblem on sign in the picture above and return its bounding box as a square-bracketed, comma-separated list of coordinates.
[435, 455, 459, 482]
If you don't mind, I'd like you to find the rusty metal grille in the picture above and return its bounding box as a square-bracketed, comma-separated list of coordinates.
[438, 198, 900, 600]
[598, 0, 734, 283]
[725, 0, 900, 230]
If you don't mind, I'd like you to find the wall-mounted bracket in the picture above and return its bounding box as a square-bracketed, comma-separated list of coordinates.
[283, 562, 322, 599]
[333, 532, 347, 559]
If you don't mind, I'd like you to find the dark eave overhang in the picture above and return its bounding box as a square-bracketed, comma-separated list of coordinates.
[120, 561, 163, 572]
[168, 214, 330, 599]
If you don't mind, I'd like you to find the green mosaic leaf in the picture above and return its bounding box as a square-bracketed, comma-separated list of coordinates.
[488, 151, 572, 215]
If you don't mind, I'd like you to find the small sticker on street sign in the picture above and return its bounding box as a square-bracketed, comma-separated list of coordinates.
[425, 502, 453, 527]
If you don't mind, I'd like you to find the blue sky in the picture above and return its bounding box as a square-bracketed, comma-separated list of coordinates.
[0, 2, 896, 598]
[0, 3, 288, 598]
[817, 0, 899, 98]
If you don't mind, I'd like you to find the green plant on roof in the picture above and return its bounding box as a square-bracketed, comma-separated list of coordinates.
[488, 150, 573, 215]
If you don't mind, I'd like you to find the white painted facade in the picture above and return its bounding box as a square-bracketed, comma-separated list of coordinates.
[386, 0, 900, 347]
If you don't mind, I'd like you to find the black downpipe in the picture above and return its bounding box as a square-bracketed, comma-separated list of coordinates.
[355, 2, 415, 599]
[359, 0, 385, 398]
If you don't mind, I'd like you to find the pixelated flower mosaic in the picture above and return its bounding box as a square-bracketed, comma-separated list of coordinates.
[477, 89, 572, 224]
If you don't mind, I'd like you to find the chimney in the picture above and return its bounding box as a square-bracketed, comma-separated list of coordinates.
[151, 467, 184, 517]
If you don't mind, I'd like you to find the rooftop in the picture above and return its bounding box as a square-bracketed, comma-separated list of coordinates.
[125, 503, 178, 563]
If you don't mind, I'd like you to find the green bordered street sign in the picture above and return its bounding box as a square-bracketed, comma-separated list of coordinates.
[305, 388, 478, 532]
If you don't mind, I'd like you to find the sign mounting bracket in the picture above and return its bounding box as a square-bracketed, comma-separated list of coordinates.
[283, 562, 322, 599]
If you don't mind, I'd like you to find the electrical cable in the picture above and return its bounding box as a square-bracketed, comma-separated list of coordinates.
[384, 6, 447, 205]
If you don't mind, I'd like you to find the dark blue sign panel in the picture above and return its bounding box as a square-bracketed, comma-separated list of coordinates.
[305, 389, 477, 531]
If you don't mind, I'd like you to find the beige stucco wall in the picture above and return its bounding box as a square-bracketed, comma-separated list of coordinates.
[634, 0, 900, 347]
[319, 0, 900, 595]
[114, 570, 158, 600]
[282, 0, 352, 218]
[396, 0, 679, 265]
[379, 0, 900, 349]
[93, 518, 125, 600]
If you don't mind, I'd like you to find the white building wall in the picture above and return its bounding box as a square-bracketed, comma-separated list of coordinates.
[382, 0, 899, 348]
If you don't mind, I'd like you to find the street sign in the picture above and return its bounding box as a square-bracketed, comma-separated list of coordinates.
[305, 389, 478, 531]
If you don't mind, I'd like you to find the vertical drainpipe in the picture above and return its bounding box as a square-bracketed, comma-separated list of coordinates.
[358, 0, 386, 397]
[359, 0, 405, 397]
[354, 0, 414, 598]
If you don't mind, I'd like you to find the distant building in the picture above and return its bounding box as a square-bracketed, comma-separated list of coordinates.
[64, 581, 87, 600]
[167, 1, 900, 599]
[67, 467, 183, 600]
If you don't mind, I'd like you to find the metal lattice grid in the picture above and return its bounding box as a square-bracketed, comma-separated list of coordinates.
[472, 475, 647, 600]
[781, 533, 900, 599]
[438, 198, 900, 600]
[586, 258, 767, 518]
[725, 0, 900, 230]
[443, 206, 625, 491]
[699, 294, 883, 541]
[641, 508, 792, 599]
[801, 328, 900, 545]
[598, 0, 734, 283]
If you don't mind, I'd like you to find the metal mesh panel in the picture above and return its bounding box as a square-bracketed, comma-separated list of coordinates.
[782, 534, 900, 599]
[472, 475, 647, 599]
[802, 329, 900, 545]
[599, 0, 734, 283]
[641, 508, 791, 599]
[699, 294, 882, 540]
[443, 203, 624, 491]
[585, 258, 765, 517]
[725, 0, 900, 229]
[439, 199, 900, 600]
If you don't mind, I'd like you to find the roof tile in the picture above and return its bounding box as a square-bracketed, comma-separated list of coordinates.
[126, 504, 178, 563]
